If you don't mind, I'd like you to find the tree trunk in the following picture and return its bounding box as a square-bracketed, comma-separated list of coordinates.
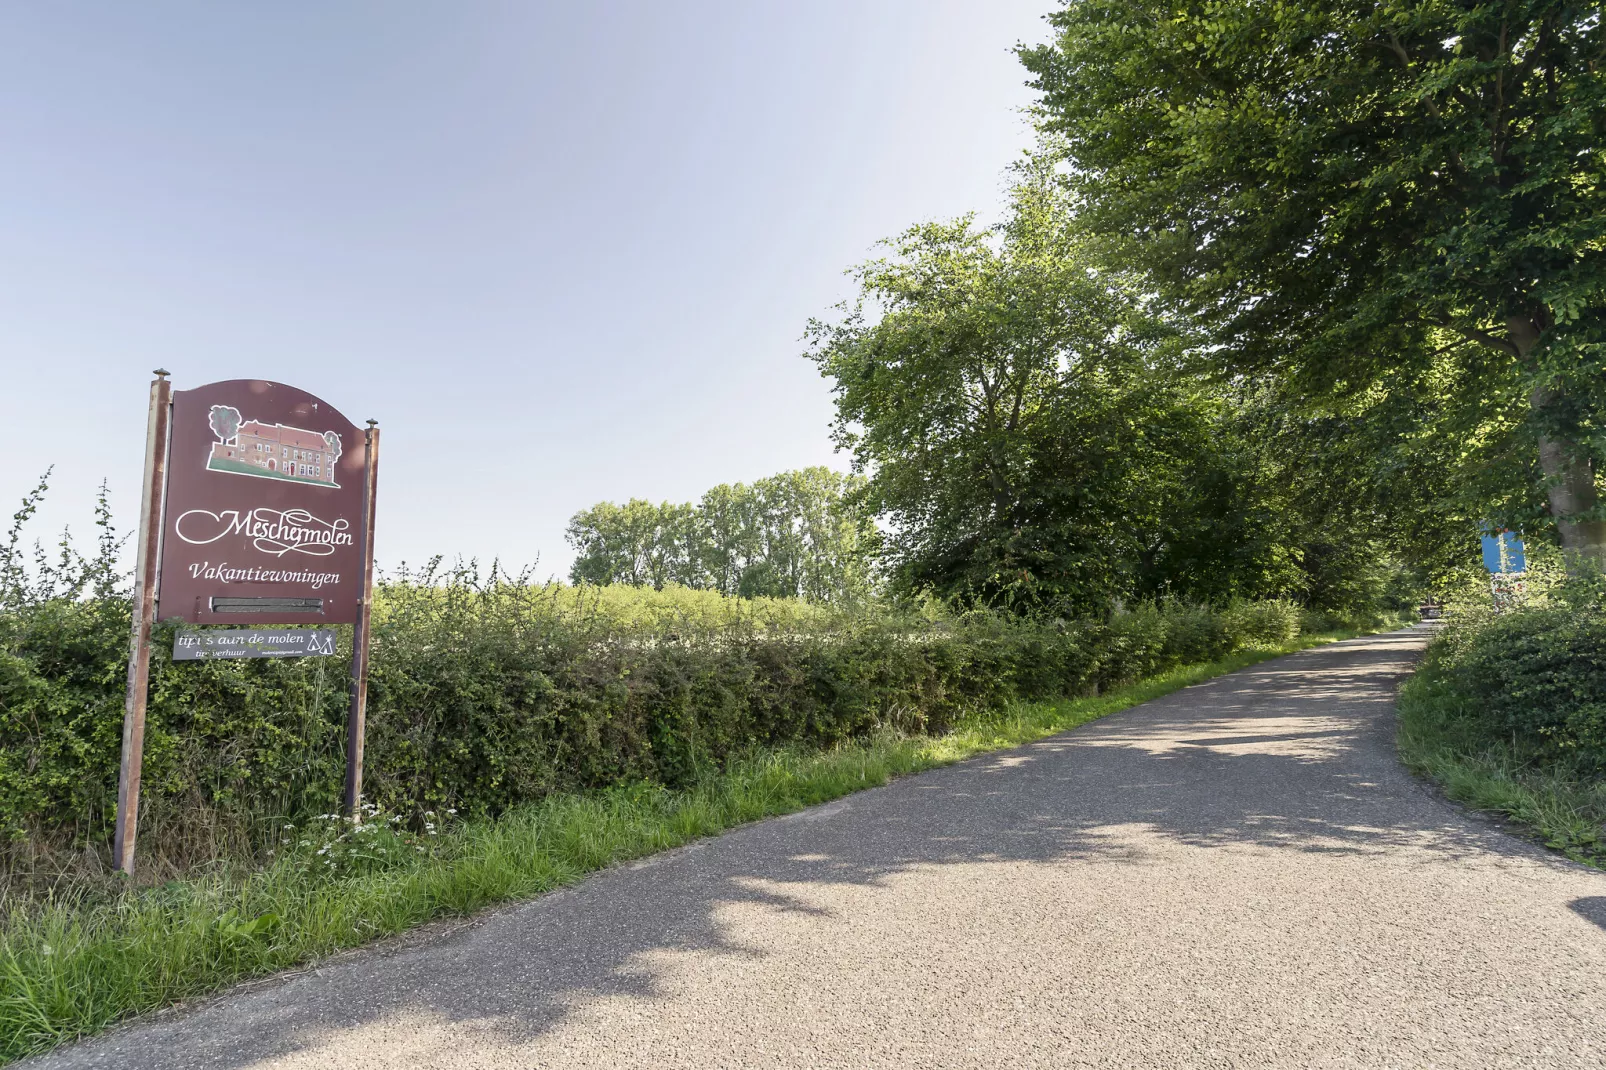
[1511, 316, 1606, 568]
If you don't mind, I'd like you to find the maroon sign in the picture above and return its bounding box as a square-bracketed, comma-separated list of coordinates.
[156, 380, 368, 624]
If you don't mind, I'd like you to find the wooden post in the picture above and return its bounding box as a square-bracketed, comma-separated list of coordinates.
[114, 370, 173, 877]
[343, 421, 381, 818]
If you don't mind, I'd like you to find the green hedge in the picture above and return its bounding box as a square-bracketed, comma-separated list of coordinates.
[1, 569, 1303, 875]
[1426, 589, 1606, 770]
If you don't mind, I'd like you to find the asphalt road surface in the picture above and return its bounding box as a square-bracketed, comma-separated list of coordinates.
[29, 629, 1606, 1069]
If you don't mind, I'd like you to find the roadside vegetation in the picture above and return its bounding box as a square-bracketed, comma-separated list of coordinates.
[0, 474, 1407, 1061]
[3, 479, 1366, 893]
[1398, 563, 1606, 870]
[5, 0, 1604, 1059]
[1, 627, 1377, 1064]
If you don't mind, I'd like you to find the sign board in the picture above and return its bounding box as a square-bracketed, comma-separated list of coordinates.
[1480, 530, 1526, 574]
[173, 629, 338, 660]
[115, 372, 381, 876]
[1489, 572, 1527, 613]
[157, 380, 368, 625]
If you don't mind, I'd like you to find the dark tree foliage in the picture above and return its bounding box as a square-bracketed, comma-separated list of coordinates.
[1023, 0, 1606, 563]
[807, 160, 1404, 613]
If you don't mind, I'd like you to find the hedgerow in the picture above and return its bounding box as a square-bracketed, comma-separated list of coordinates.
[2, 543, 1305, 885]
[1407, 568, 1606, 771]
[1395, 565, 1606, 868]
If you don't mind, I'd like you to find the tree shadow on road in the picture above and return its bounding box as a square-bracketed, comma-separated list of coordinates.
[1572, 896, 1606, 933]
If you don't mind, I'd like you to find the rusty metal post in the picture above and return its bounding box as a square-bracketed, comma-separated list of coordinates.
[114, 370, 174, 877]
[343, 421, 381, 818]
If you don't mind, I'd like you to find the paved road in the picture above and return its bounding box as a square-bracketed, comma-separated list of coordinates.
[30, 630, 1606, 1069]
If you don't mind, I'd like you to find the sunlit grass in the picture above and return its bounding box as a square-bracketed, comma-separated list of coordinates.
[0, 631, 1358, 1064]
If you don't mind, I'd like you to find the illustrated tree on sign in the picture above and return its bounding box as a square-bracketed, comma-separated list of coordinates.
[323, 430, 343, 467]
[208, 406, 241, 444]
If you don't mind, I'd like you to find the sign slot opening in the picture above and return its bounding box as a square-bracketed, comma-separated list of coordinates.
[210, 596, 324, 614]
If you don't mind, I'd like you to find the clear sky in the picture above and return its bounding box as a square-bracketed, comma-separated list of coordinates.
[1, 1, 1051, 578]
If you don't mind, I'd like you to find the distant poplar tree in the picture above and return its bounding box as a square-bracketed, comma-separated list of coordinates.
[565, 499, 698, 590]
[566, 468, 875, 602]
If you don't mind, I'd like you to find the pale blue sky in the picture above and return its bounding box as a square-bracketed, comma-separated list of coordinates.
[1, 2, 1050, 577]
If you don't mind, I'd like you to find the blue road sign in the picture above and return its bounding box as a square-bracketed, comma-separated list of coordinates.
[1480, 530, 1526, 574]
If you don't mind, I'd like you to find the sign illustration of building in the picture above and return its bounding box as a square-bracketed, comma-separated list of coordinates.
[205, 404, 343, 487]
[116, 374, 381, 875]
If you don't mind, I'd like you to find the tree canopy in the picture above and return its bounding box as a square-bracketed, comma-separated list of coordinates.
[806, 159, 1410, 612]
[1021, 0, 1606, 562]
[594, 1, 1605, 615]
[565, 467, 874, 603]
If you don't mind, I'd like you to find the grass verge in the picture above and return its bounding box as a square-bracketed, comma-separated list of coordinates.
[1, 630, 1362, 1064]
[1397, 656, 1606, 871]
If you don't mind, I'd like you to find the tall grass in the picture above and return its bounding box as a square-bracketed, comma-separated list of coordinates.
[0, 635, 1347, 1065]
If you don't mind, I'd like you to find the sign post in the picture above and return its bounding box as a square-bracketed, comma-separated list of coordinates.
[112, 377, 379, 876]
[113, 371, 173, 876]
[344, 421, 380, 818]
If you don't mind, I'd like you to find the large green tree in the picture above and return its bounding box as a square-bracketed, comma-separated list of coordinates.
[1023, 0, 1606, 562]
[806, 161, 1357, 610]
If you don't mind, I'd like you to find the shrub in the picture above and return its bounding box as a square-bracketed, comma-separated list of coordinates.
[1, 568, 1316, 884]
[1397, 571, 1606, 869]
[1157, 601, 1236, 666]
[1220, 599, 1302, 647]
[1, 481, 1331, 885]
[1438, 602, 1606, 769]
